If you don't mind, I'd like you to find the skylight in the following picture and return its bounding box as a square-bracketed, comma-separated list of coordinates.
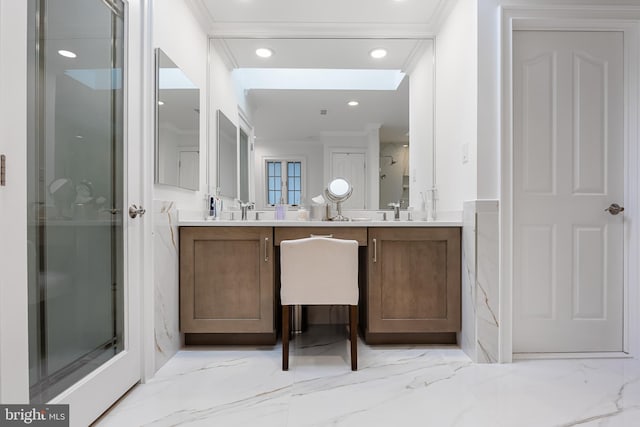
[232, 68, 406, 91]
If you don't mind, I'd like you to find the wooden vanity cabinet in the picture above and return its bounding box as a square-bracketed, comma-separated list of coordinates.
[365, 227, 461, 344]
[180, 227, 276, 344]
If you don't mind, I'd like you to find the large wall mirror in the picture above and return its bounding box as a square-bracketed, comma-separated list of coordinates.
[155, 48, 200, 190]
[211, 38, 431, 209]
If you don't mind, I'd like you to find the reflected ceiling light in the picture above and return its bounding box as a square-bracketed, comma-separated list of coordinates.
[58, 49, 77, 58]
[403, 144, 408, 147]
[347, 100, 359, 107]
[255, 48, 274, 58]
[369, 48, 387, 59]
[75, 135, 84, 139]
[158, 101, 165, 106]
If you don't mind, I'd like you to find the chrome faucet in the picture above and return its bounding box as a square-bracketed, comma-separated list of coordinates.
[240, 201, 255, 220]
[388, 202, 401, 221]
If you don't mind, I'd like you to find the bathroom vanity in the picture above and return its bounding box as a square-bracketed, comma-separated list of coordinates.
[179, 219, 461, 345]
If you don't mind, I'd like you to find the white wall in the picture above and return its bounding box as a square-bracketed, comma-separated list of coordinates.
[153, 0, 208, 209]
[254, 140, 324, 209]
[435, 0, 478, 212]
[477, 0, 500, 200]
[409, 41, 435, 209]
[152, 0, 208, 372]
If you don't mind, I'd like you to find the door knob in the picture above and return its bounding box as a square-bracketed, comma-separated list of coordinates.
[129, 204, 146, 219]
[605, 203, 625, 215]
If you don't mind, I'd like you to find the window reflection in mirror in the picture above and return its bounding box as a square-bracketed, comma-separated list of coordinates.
[155, 48, 200, 190]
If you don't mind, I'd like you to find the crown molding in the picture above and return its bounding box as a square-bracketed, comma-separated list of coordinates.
[211, 38, 239, 70]
[402, 39, 434, 74]
[185, 0, 216, 34]
[427, 0, 459, 35]
[208, 22, 434, 39]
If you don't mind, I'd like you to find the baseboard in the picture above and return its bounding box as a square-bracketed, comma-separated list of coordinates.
[364, 331, 457, 345]
[513, 351, 631, 360]
[185, 332, 277, 346]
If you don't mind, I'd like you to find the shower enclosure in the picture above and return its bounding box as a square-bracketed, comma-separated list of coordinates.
[27, 0, 125, 403]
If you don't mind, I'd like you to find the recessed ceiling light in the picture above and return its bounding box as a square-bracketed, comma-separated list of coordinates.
[370, 48, 387, 59]
[347, 101, 359, 107]
[403, 144, 408, 147]
[158, 101, 164, 106]
[255, 48, 273, 58]
[58, 50, 77, 58]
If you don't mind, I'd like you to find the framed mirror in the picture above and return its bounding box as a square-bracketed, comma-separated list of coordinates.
[154, 48, 200, 190]
[217, 110, 238, 198]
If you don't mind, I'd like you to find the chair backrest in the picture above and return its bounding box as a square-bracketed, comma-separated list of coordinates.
[280, 237, 359, 305]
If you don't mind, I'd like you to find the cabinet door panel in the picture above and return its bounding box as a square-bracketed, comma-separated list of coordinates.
[194, 240, 261, 319]
[381, 240, 448, 319]
[369, 227, 460, 333]
[180, 227, 274, 334]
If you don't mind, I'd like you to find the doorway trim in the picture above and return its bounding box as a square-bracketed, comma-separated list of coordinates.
[500, 6, 640, 363]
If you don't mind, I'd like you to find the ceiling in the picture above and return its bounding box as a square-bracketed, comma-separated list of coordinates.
[249, 77, 409, 143]
[199, 0, 446, 26]
[198, 0, 445, 144]
[220, 38, 425, 70]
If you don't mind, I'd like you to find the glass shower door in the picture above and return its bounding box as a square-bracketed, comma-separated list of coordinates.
[25, 0, 138, 418]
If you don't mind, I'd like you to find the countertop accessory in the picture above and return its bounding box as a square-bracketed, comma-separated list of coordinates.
[324, 178, 353, 221]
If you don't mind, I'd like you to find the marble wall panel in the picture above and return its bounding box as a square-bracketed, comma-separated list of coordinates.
[154, 200, 182, 371]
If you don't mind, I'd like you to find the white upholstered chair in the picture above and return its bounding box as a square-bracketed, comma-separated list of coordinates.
[280, 236, 359, 371]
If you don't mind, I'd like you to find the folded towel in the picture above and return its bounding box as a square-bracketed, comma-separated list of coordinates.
[311, 194, 325, 204]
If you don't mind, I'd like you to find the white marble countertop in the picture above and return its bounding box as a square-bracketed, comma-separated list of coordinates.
[178, 209, 462, 227]
[179, 219, 462, 227]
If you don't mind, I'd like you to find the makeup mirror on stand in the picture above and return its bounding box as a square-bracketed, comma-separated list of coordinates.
[325, 178, 353, 221]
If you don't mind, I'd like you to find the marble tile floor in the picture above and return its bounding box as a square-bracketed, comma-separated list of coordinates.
[95, 326, 640, 427]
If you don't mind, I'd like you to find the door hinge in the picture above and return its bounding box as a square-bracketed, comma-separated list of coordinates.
[1, 154, 6, 186]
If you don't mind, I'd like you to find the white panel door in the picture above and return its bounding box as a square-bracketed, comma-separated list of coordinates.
[331, 152, 366, 209]
[513, 31, 625, 353]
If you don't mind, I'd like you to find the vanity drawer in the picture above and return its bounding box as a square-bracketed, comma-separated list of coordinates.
[274, 227, 367, 246]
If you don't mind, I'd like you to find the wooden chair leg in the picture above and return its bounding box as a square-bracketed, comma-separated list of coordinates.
[350, 305, 358, 371]
[282, 305, 290, 371]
